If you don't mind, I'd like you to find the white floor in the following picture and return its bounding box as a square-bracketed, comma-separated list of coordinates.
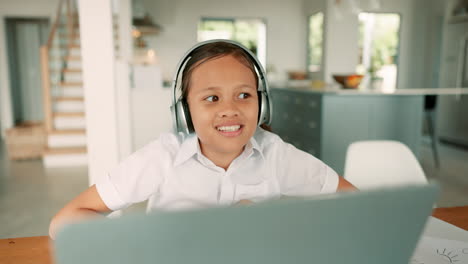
[0, 140, 467, 239]
[419, 140, 468, 207]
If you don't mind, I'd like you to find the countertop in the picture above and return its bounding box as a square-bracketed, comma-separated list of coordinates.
[271, 84, 468, 96]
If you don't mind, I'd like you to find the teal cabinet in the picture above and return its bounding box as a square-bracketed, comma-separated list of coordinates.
[270, 88, 424, 175]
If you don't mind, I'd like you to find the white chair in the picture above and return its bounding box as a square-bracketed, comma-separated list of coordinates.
[343, 140, 427, 190]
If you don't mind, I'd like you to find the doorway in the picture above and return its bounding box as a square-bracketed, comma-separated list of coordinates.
[5, 18, 49, 125]
[356, 13, 401, 91]
[198, 17, 267, 67]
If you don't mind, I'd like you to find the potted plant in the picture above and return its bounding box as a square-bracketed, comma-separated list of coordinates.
[368, 51, 384, 89]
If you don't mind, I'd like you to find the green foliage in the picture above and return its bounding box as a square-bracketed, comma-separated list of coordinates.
[198, 18, 260, 55]
[308, 12, 324, 71]
[371, 14, 399, 73]
[199, 20, 234, 32]
[358, 13, 400, 77]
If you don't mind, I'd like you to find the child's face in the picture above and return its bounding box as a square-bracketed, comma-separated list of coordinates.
[187, 55, 259, 160]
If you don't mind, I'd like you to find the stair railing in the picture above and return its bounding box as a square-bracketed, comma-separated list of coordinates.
[40, 0, 78, 132]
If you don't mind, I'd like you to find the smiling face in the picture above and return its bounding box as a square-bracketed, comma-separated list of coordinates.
[186, 55, 259, 166]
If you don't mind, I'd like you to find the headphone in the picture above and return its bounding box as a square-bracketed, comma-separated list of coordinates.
[170, 39, 272, 135]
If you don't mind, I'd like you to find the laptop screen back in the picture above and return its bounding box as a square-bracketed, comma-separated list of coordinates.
[54, 184, 438, 264]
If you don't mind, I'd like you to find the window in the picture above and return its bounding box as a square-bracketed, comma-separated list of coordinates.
[357, 13, 401, 91]
[198, 18, 266, 66]
[308, 12, 324, 73]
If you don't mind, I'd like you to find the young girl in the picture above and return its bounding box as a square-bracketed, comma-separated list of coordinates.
[49, 40, 355, 239]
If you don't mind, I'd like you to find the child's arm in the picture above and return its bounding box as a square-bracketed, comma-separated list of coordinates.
[337, 176, 358, 191]
[49, 184, 111, 240]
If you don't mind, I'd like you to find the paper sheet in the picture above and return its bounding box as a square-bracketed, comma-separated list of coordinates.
[412, 236, 468, 264]
[422, 217, 468, 241]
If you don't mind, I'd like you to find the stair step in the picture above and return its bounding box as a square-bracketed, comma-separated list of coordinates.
[51, 68, 82, 74]
[49, 129, 86, 135]
[53, 97, 84, 102]
[53, 98, 84, 112]
[42, 146, 88, 167]
[49, 55, 81, 61]
[52, 87, 83, 97]
[42, 150, 88, 167]
[54, 112, 85, 118]
[47, 132, 86, 148]
[67, 55, 81, 61]
[43, 146, 86, 155]
[60, 44, 80, 49]
[53, 114, 86, 130]
[59, 34, 80, 39]
[60, 82, 83, 87]
[64, 68, 82, 73]
[59, 23, 80, 28]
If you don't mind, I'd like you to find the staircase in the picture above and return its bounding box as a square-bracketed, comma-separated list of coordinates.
[40, 0, 87, 167]
[40, 0, 120, 167]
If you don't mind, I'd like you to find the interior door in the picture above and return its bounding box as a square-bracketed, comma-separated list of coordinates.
[6, 18, 49, 124]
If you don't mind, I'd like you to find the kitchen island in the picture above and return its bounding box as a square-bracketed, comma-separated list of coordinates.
[270, 86, 468, 175]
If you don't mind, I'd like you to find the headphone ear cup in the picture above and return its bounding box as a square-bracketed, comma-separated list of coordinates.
[182, 99, 195, 133]
[174, 99, 194, 134]
[258, 91, 269, 125]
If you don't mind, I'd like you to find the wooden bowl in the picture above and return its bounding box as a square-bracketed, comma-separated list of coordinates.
[332, 74, 364, 89]
[288, 71, 308, 80]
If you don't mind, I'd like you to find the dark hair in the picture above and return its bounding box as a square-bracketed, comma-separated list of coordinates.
[180, 41, 259, 100]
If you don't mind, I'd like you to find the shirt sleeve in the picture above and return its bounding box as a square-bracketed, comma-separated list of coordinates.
[275, 140, 339, 196]
[95, 137, 171, 211]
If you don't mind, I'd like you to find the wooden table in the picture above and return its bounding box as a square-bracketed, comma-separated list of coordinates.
[1, 206, 467, 264]
[432, 206, 468, 231]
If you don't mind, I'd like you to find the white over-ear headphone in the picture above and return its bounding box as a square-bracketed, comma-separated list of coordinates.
[170, 39, 272, 135]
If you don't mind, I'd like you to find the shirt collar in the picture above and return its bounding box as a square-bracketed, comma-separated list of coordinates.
[173, 134, 264, 167]
[245, 136, 264, 160]
[173, 134, 198, 167]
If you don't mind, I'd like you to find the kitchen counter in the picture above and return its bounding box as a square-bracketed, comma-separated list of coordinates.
[271, 85, 468, 96]
[270, 88, 426, 174]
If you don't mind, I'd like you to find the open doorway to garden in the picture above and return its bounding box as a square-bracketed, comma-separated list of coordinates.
[357, 12, 401, 91]
[197, 17, 266, 67]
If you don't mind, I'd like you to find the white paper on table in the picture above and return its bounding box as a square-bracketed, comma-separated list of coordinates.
[422, 217, 468, 241]
[411, 246, 448, 264]
[411, 236, 468, 264]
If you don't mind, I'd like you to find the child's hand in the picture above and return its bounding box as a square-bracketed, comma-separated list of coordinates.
[234, 199, 254, 206]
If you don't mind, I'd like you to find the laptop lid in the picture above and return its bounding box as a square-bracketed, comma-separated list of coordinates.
[54, 184, 439, 264]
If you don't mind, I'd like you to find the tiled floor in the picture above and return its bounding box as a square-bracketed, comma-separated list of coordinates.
[1, 140, 467, 239]
[0, 143, 88, 238]
[419, 139, 468, 207]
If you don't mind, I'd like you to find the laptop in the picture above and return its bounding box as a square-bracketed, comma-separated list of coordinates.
[54, 183, 439, 264]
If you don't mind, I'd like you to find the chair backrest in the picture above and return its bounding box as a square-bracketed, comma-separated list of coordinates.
[344, 140, 427, 190]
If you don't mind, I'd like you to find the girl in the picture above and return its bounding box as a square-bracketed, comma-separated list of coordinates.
[49, 40, 355, 239]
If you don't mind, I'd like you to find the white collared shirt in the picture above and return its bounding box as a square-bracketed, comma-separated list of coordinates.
[96, 128, 339, 212]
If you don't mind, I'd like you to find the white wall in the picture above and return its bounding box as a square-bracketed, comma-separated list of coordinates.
[302, 0, 326, 80]
[131, 65, 172, 150]
[0, 0, 56, 137]
[78, 0, 120, 184]
[302, 0, 326, 15]
[406, 0, 446, 88]
[323, 0, 360, 83]
[115, 0, 134, 161]
[141, 0, 308, 82]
